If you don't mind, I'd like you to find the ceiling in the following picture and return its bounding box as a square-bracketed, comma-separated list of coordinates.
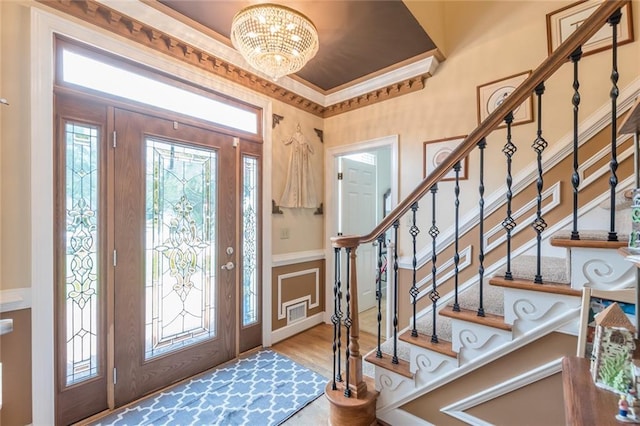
[156, 1, 438, 93]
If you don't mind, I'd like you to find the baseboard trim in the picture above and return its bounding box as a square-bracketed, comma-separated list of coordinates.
[377, 408, 434, 426]
[0, 288, 32, 313]
[270, 312, 325, 344]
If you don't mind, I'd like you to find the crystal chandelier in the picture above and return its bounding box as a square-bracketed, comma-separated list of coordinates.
[230, 3, 319, 81]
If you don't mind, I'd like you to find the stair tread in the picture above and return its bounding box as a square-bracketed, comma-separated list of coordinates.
[439, 307, 512, 331]
[415, 284, 504, 342]
[493, 255, 569, 284]
[620, 96, 640, 135]
[399, 330, 457, 358]
[364, 349, 413, 379]
[551, 230, 628, 249]
[489, 276, 581, 297]
[378, 336, 411, 362]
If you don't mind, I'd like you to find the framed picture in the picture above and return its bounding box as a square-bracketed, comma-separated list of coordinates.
[546, 0, 634, 57]
[577, 287, 636, 359]
[423, 135, 468, 181]
[476, 71, 533, 127]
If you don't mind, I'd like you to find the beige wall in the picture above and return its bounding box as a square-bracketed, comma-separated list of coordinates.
[271, 100, 325, 255]
[403, 1, 446, 56]
[1, 1, 31, 292]
[401, 332, 576, 425]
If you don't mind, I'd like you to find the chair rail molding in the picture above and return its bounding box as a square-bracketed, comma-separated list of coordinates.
[272, 249, 326, 267]
[0, 288, 32, 313]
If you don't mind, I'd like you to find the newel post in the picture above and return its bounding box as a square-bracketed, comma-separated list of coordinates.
[346, 245, 366, 397]
[325, 237, 378, 426]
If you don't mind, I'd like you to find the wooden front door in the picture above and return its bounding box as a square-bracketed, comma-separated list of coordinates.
[112, 109, 237, 405]
[55, 92, 263, 424]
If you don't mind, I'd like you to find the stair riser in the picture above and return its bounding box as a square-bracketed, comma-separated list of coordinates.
[570, 247, 635, 290]
[451, 322, 512, 356]
[503, 289, 581, 331]
[374, 370, 415, 408]
[409, 346, 458, 375]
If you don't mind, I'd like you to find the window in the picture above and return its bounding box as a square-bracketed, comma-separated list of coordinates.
[61, 48, 259, 134]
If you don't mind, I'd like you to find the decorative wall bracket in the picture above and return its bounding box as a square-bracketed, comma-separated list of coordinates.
[272, 199, 284, 214]
[272, 114, 284, 129]
[314, 203, 323, 215]
[314, 128, 323, 143]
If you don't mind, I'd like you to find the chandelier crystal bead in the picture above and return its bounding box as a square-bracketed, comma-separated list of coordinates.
[231, 3, 319, 81]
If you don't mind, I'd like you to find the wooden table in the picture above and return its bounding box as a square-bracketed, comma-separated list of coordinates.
[562, 356, 623, 425]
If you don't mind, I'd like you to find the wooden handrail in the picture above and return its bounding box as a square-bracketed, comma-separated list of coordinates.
[332, 0, 628, 249]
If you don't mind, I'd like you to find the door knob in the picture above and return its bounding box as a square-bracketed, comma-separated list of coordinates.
[221, 261, 235, 270]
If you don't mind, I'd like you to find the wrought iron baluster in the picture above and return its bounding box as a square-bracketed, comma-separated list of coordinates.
[502, 112, 516, 281]
[532, 83, 548, 284]
[429, 185, 440, 343]
[331, 247, 340, 390]
[376, 235, 384, 358]
[570, 46, 582, 240]
[336, 248, 343, 383]
[409, 203, 420, 337]
[477, 138, 487, 317]
[608, 8, 622, 242]
[343, 247, 352, 397]
[392, 220, 400, 364]
[453, 161, 461, 312]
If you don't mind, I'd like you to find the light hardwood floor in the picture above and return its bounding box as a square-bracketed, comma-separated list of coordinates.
[272, 323, 378, 425]
[359, 300, 387, 339]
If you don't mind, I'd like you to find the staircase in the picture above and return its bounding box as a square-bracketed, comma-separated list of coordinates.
[366, 229, 633, 424]
[324, 2, 640, 425]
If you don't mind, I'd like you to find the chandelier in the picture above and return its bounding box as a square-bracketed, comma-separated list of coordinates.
[230, 3, 319, 81]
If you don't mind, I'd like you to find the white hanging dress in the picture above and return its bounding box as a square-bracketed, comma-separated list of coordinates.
[280, 125, 318, 208]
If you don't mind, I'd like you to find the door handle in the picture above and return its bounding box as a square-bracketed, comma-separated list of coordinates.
[221, 261, 235, 270]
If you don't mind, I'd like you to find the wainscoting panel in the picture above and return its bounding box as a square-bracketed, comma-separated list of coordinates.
[271, 259, 325, 342]
[1, 308, 33, 426]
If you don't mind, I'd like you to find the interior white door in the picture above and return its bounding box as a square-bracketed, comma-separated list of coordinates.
[340, 157, 377, 312]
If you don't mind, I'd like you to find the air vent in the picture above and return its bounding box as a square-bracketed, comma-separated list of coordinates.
[286, 302, 307, 324]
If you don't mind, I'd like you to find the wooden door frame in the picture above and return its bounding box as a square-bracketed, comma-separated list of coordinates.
[31, 9, 274, 423]
[324, 135, 399, 339]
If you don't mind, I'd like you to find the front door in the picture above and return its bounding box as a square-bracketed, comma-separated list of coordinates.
[55, 94, 263, 424]
[112, 109, 238, 405]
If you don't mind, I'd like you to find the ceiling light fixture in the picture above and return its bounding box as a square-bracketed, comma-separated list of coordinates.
[230, 3, 319, 81]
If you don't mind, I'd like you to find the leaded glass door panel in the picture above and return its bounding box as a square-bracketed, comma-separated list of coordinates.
[113, 109, 236, 406]
[239, 141, 262, 353]
[55, 95, 110, 426]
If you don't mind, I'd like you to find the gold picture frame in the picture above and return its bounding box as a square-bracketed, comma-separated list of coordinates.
[476, 71, 533, 127]
[423, 135, 468, 181]
[546, 0, 634, 57]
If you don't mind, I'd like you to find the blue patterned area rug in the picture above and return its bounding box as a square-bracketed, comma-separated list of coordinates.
[94, 350, 327, 426]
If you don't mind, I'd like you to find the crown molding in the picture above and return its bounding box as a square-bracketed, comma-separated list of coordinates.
[325, 56, 439, 106]
[37, 0, 436, 118]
